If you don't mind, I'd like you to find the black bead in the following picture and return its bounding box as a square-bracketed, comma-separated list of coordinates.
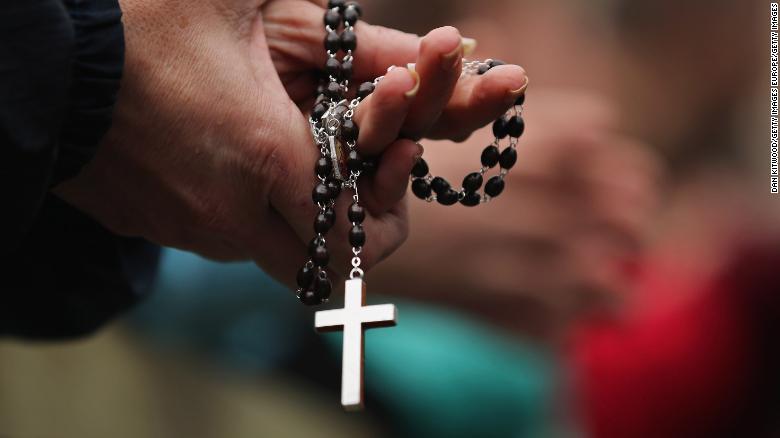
[411, 158, 429, 178]
[314, 212, 333, 234]
[343, 4, 360, 25]
[437, 189, 459, 206]
[312, 183, 330, 203]
[296, 263, 315, 289]
[481, 145, 500, 168]
[324, 206, 336, 227]
[357, 82, 375, 98]
[462, 172, 483, 192]
[492, 117, 509, 139]
[347, 150, 363, 172]
[327, 0, 345, 10]
[340, 30, 357, 52]
[324, 9, 341, 29]
[349, 224, 366, 247]
[477, 63, 490, 75]
[460, 191, 481, 206]
[325, 57, 341, 79]
[506, 115, 525, 138]
[411, 178, 432, 199]
[324, 31, 341, 53]
[315, 157, 332, 178]
[299, 289, 322, 306]
[361, 157, 377, 174]
[308, 235, 324, 255]
[431, 176, 450, 195]
[499, 147, 517, 169]
[326, 178, 341, 199]
[312, 102, 328, 121]
[341, 119, 358, 142]
[488, 59, 506, 68]
[341, 59, 353, 81]
[348, 202, 365, 223]
[314, 270, 332, 299]
[325, 81, 342, 99]
[514, 93, 525, 106]
[485, 176, 505, 197]
[311, 243, 329, 266]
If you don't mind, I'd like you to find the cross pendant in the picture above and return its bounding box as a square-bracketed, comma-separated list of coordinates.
[314, 278, 397, 411]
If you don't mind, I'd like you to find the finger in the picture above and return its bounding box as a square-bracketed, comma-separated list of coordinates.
[400, 26, 464, 140]
[262, 1, 420, 81]
[351, 66, 419, 155]
[427, 65, 528, 141]
[361, 139, 421, 215]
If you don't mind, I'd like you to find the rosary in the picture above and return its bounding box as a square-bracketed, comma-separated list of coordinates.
[295, 0, 526, 411]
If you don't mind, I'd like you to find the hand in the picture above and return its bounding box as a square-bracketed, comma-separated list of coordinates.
[370, 91, 663, 337]
[55, 0, 529, 287]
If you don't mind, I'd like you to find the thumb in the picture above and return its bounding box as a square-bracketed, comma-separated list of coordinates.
[263, 0, 421, 80]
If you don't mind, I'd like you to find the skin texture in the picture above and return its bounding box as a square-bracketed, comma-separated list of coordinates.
[55, 0, 528, 287]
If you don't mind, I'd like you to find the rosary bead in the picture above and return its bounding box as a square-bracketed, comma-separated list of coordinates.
[431, 176, 450, 195]
[462, 172, 483, 192]
[348, 202, 365, 223]
[347, 150, 363, 172]
[312, 102, 328, 121]
[499, 147, 517, 169]
[311, 243, 330, 267]
[361, 157, 377, 174]
[411, 178, 432, 199]
[460, 191, 481, 207]
[314, 211, 333, 234]
[485, 176, 505, 197]
[349, 224, 366, 247]
[327, 0, 345, 11]
[340, 30, 357, 52]
[324, 9, 341, 28]
[437, 189, 459, 205]
[314, 271, 333, 300]
[315, 83, 326, 97]
[312, 183, 331, 204]
[326, 178, 341, 199]
[325, 57, 341, 79]
[357, 82, 375, 98]
[488, 59, 506, 68]
[325, 81, 342, 99]
[492, 117, 509, 139]
[477, 63, 490, 75]
[315, 156, 332, 178]
[324, 206, 336, 227]
[481, 145, 500, 168]
[506, 115, 525, 138]
[341, 119, 359, 142]
[309, 235, 325, 255]
[314, 271, 332, 299]
[341, 59, 354, 81]
[514, 93, 525, 106]
[296, 263, 315, 289]
[299, 289, 322, 306]
[411, 158, 429, 178]
[343, 4, 360, 25]
[324, 31, 341, 53]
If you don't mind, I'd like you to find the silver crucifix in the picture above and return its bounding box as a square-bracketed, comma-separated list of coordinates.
[314, 279, 397, 411]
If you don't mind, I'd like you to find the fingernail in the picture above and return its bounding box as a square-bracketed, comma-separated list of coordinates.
[407, 62, 416, 72]
[405, 69, 421, 98]
[461, 37, 477, 56]
[441, 41, 464, 70]
[508, 76, 529, 104]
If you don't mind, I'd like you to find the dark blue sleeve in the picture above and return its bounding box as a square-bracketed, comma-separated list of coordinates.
[0, 0, 159, 339]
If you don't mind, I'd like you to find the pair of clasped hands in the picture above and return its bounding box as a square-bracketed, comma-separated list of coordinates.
[56, 0, 528, 285]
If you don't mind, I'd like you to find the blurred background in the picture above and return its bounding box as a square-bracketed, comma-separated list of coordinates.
[1, 0, 777, 437]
